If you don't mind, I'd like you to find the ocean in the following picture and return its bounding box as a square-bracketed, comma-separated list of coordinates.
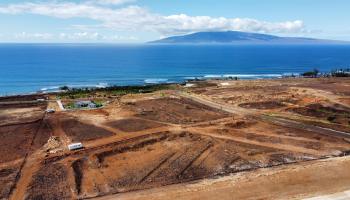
[1, 44, 350, 96]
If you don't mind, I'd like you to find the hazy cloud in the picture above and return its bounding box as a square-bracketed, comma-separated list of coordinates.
[90, 0, 136, 5]
[162, 14, 304, 35]
[0, 1, 307, 37]
[11, 32, 139, 42]
[15, 32, 54, 40]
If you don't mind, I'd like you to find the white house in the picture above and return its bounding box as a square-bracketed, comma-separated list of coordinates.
[74, 101, 96, 108]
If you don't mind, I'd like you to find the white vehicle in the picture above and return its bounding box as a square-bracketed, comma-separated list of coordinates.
[46, 109, 55, 113]
[68, 143, 83, 151]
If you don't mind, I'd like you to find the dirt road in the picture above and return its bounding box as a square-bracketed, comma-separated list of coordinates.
[180, 91, 350, 140]
[178, 91, 255, 115]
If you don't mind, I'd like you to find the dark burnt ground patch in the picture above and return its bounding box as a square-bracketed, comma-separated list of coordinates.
[0, 122, 41, 163]
[25, 163, 72, 200]
[0, 94, 46, 102]
[239, 101, 286, 110]
[224, 120, 257, 129]
[0, 163, 22, 200]
[105, 118, 165, 132]
[61, 118, 115, 142]
[288, 103, 350, 127]
[0, 101, 47, 109]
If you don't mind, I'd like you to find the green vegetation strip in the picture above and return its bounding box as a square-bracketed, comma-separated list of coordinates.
[57, 84, 176, 99]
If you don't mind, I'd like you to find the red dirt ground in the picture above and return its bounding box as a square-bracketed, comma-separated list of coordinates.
[3, 78, 350, 200]
[0, 122, 41, 163]
[37, 131, 327, 199]
[128, 97, 229, 124]
[61, 118, 115, 142]
[105, 118, 165, 132]
[25, 163, 72, 200]
[0, 162, 22, 199]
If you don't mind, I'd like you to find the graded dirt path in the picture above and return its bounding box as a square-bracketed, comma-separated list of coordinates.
[189, 128, 325, 156]
[93, 156, 350, 200]
[178, 91, 253, 116]
[9, 151, 42, 200]
[181, 91, 350, 140]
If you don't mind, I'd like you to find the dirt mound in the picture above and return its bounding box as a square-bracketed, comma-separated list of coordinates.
[106, 118, 164, 132]
[130, 97, 229, 124]
[239, 101, 285, 109]
[61, 118, 115, 142]
[44, 136, 64, 154]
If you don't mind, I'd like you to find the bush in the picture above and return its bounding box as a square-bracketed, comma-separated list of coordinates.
[65, 102, 76, 109]
[92, 100, 103, 108]
[59, 86, 69, 91]
[57, 84, 175, 99]
[302, 68, 319, 77]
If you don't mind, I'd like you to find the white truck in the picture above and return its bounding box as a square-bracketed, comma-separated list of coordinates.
[46, 109, 55, 113]
[68, 143, 83, 151]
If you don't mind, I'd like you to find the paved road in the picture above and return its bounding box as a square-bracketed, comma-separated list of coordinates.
[56, 100, 65, 111]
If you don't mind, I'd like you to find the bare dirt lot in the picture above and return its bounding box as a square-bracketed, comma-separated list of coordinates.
[61, 117, 115, 142]
[26, 162, 72, 200]
[0, 103, 50, 164]
[127, 97, 230, 124]
[27, 130, 324, 199]
[105, 118, 165, 132]
[0, 161, 22, 200]
[2, 77, 350, 200]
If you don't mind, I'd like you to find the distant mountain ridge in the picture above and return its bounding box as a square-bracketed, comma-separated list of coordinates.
[150, 31, 346, 44]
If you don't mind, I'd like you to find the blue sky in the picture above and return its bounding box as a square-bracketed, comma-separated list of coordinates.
[0, 0, 349, 43]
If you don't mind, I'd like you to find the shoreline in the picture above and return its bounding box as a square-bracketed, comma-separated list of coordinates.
[0, 74, 295, 98]
[0, 76, 348, 98]
[0, 72, 305, 97]
[1, 73, 350, 98]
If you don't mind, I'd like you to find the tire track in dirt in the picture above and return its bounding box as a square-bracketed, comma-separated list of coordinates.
[177, 142, 214, 178]
[189, 128, 325, 156]
[9, 113, 47, 200]
[139, 152, 177, 184]
[262, 115, 350, 139]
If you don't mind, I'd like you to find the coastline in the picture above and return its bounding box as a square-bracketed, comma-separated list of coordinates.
[1, 75, 349, 99]
[0, 74, 294, 98]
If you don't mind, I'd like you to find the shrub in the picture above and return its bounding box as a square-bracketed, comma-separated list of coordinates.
[302, 68, 319, 77]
